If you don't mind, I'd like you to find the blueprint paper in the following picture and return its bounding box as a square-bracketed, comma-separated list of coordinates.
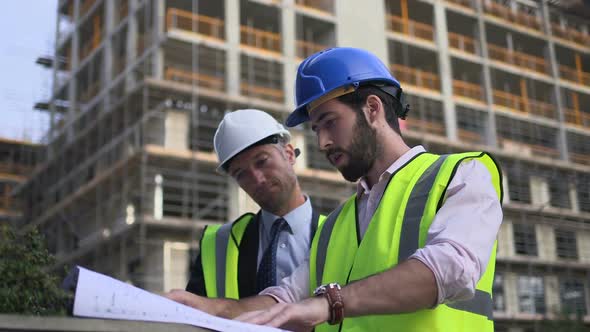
[72, 267, 284, 332]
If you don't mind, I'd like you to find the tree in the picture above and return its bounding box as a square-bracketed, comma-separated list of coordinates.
[0, 223, 70, 315]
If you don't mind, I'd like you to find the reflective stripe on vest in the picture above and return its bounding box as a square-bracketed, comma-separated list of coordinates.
[201, 224, 221, 298]
[201, 214, 254, 299]
[309, 152, 502, 332]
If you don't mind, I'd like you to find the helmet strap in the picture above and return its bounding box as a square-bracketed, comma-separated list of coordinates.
[368, 84, 410, 120]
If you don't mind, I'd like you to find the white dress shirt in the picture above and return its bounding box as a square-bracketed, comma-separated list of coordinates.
[260, 146, 503, 305]
[258, 196, 315, 282]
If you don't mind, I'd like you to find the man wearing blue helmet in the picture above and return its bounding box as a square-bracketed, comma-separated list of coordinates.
[167, 48, 503, 332]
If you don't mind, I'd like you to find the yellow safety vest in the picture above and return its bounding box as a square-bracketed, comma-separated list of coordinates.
[201, 211, 326, 299]
[309, 152, 503, 332]
[201, 213, 254, 299]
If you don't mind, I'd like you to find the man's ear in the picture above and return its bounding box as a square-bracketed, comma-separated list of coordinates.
[284, 143, 297, 165]
[365, 94, 383, 125]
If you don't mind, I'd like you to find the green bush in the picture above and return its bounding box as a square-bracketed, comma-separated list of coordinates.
[0, 223, 70, 315]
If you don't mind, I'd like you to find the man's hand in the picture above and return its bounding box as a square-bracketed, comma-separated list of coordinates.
[165, 289, 227, 316]
[165, 290, 278, 319]
[236, 296, 330, 332]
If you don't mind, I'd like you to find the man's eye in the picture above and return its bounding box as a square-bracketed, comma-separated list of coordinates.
[256, 157, 268, 167]
[233, 171, 243, 180]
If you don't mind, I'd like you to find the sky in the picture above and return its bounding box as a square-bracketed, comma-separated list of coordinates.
[0, 1, 57, 143]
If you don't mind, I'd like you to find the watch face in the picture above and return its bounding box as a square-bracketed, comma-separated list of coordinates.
[314, 283, 341, 296]
[313, 285, 327, 296]
[328, 282, 341, 290]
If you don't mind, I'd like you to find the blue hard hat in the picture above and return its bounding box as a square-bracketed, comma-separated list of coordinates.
[286, 47, 402, 127]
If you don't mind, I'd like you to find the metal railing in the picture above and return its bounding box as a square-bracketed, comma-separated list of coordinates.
[295, 0, 334, 14]
[240, 25, 281, 53]
[386, 15, 434, 42]
[164, 67, 224, 90]
[453, 80, 484, 102]
[0, 162, 33, 177]
[448, 32, 478, 55]
[484, 1, 541, 32]
[445, 0, 474, 10]
[458, 128, 484, 143]
[487, 44, 547, 75]
[296, 40, 327, 59]
[570, 152, 590, 166]
[166, 8, 225, 41]
[404, 118, 446, 136]
[564, 109, 590, 128]
[551, 23, 590, 47]
[492, 90, 556, 119]
[240, 82, 284, 103]
[559, 65, 590, 86]
[391, 64, 440, 92]
[499, 138, 559, 159]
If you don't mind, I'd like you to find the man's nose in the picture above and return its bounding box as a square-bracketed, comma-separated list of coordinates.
[250, 168, 266, 185]
[317, 130, 333, 151]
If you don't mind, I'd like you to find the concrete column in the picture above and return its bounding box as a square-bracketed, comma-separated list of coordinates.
[541, 0, 568, 161]
[545, 275, 561, 315]
[578, 230, 590, 263]
[153, 174, 163, 220]
[569, 183, 580, 212]
[225, 0, 241, 96]
[164, 111, 189, 150]
[536, 223, 556, 261]
[506, 32, 513, 52]
[125, 0, 138, 91]
[504, 272, 520, 315]
[474, 0, 498, 147]
[335, 0, 387, 62]
[69, 0, 81, 121]
[152, 0, 165, 79]
[66, 0, 81, 144]
[48, 0, 64, 157]
[502, 173, 510, 203]
[497, 219, 514, 258]
[282, 0, 296, 108]
[434, 0, 457, 141]
[103, 0, 115, 108]
[529, 176, 550, 207]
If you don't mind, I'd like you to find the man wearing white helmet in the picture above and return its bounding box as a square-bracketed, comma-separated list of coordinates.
[182, 109, 325, 300]
[168, 48, 502, 332]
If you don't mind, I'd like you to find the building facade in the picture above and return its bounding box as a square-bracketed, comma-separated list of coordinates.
[23, 0, 590, 330]
[0, 138, 40, 224]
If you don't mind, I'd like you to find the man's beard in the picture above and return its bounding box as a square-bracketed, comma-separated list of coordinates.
[326, 113, 379, 182]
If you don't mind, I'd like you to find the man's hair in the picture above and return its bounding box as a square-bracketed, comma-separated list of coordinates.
[337, 86, 402, 136]
[224, 134, 290, 172]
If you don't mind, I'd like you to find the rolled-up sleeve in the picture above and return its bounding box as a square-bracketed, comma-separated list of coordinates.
[259, 259, 310, 303]
[409, 159, 503, 304]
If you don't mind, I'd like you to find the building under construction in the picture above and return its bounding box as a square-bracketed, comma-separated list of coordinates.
[22, 0, 590, 330]
[0, 138, 40, 224]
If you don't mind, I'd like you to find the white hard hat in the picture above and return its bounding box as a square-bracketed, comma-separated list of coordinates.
[214, 109, 291, 173]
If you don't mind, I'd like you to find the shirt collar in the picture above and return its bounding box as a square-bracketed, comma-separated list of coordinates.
[356, 145, 426, 195]
[260, 195, 312, 235]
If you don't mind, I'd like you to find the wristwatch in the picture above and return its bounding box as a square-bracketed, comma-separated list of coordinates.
[313, 282, 344, 325]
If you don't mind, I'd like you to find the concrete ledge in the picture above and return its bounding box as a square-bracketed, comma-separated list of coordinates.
[0, 314, 210, 332]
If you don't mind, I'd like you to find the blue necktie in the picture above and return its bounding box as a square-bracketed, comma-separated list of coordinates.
[257, 218, 288, 292]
